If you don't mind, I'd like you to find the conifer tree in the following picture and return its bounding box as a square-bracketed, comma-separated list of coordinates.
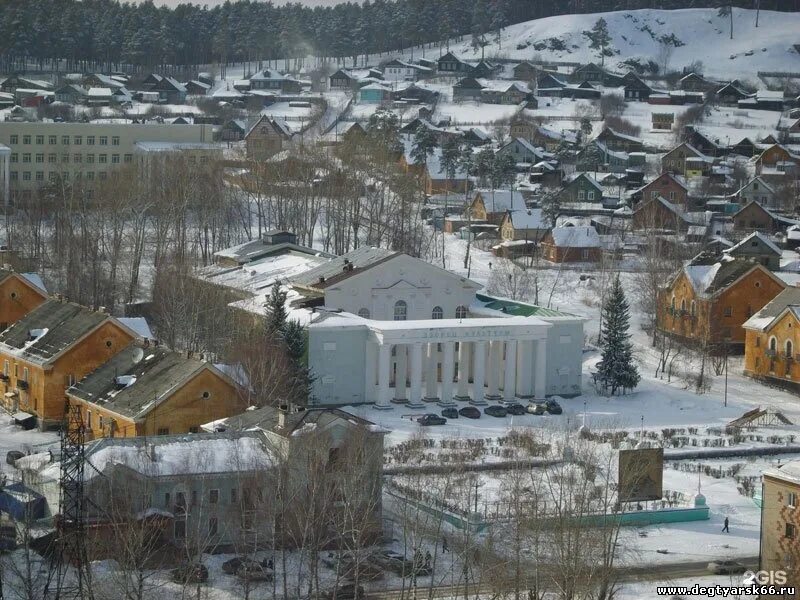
[265, 282, 288, 337]
[596, 276, 640, 395]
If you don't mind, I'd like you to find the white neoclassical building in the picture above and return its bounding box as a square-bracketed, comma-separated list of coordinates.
[294, 248, 584, 408]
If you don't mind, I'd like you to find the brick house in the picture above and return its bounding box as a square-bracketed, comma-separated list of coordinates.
[657, 252, 786, 351]
[758, 461, 800, 599]
[0, 300, 140, 428]
[67, 342, 245, 439]
[0, 270, 48, 330]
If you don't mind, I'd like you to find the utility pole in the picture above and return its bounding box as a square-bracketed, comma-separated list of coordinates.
[724, 337, 729, 407]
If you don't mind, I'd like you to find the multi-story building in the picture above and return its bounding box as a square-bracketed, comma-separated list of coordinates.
[759, 461, 800, 598]
[0, 122, 215, 203]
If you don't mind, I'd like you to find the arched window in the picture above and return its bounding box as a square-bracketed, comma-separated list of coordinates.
[432, 306, 443, 320]
[787, 340, 794, 359]
[670, 296, 676, 313]
[357, 308, 370, 319]
[690, 300, 696, 316]
[769, 336, 778, 353]
[680, 299, 686, 313]
[393, 300, 407, 321]
[455, 306, 468, 319]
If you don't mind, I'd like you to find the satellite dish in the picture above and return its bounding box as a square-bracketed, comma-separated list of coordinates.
[132, 347, 145, 364]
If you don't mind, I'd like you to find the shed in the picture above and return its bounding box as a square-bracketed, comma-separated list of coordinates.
[0, 482, 46, 521]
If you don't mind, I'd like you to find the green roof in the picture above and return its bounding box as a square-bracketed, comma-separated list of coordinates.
[475, 293, 573, 318]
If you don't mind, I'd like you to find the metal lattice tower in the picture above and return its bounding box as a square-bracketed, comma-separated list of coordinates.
[50, 399, 94, 600]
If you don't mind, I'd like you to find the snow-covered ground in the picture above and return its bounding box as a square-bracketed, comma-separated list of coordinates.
[383, 8, 800, 82]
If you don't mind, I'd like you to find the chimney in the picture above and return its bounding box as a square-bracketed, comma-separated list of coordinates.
[318, 276, 325, 284]
[277, 403, 289, 429]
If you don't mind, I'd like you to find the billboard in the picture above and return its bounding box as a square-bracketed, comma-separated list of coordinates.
[618, 448, 664, 502]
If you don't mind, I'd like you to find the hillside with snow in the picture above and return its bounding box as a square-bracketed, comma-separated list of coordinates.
[412, 8, 800, 82]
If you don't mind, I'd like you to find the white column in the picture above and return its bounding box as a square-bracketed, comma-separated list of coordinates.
[365, 341, 378, 401]
[394, 344, 408, 402]
[440, 341, 455, 404]
[455, 341, 470, 400]
[534, 338, 547, 399]
[409, 343, 423, 406]
[472, 341, 486, 404]
[377, 343, 392, 409]
[503, 340, 518, 401]
[516, 340, 534, 398]
[486, 340, 502, 400]
[424, 343, 438, 401]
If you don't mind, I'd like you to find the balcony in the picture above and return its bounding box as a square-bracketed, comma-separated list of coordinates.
[765, 349, 777, 358]
[17, 380, 29, 391]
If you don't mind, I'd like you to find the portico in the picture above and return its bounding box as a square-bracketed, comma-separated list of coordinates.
[363, 317, 550, 408]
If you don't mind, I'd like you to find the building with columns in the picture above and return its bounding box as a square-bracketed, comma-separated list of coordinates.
[299, 248, 584, 408]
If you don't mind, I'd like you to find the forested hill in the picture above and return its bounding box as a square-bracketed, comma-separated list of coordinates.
[1, 0, 798, 70]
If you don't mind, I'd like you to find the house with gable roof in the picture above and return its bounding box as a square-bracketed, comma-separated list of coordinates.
[732, 201, 796, 234]
[723, 231, 782, 271]
[469, 189, 527, 223]
[743, 287, 800, 389]
[244, 115, 294, 160]
[558, 172, 603, 204]
[594, 126, 644, 153]
[657, 252, 786, 350]
[540, 225, 602, 263]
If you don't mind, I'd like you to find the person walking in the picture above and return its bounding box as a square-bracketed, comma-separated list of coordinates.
[722, 517, 730, 533]
[441, 536, 449, 553]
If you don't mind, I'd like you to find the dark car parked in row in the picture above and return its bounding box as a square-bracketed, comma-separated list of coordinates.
[441, 407, 459, 419]
[505, 403, 526, 415]
[545, 399, 562, 414]
[458, 406, 481, 419]
[418, 413, 447, 426]
[484, 405, 507, 418]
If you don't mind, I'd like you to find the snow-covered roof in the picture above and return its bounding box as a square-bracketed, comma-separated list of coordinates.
[548, 225, 600, 248]
[723, 231, 781, 257]
[507, 208, 547, 229]
[20, 272, 46, 293]
[743, 286, 800, 332]
[87, 87, 112, 97]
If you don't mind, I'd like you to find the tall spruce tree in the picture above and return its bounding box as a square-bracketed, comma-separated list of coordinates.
[265, 282, 288, 336]
[596, 276, 640, 395]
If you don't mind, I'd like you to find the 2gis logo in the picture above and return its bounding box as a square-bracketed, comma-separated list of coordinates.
[742, 570, 788, 585]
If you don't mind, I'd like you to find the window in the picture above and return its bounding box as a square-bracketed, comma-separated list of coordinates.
[581, 248, 589, 260]
[786, 523, 796, 539]
[87, 136, 95, 145]
[22, 171, 30, 181]
[35, 135, 43, 144]
[669, 191, 675, 200]
[587, 191, 595, 201]
[74, 154, 82, 163]
[756, 336, 761, 348]
[10, 153, 17, 163]
[432, 306, 443, 319]
[9, 135, 17, 144]
[770, 337, 778, 353]
[788, 492, 797, 508]
[98, 154, 107, 164]
[35, 153, 43, 163]
[209, 489, 219, 504]
[157, 427, 169, 435]
[455, 305, 468, 319]
[208, 517, 218, 536]
[3, 361, 7, 376]
[164, 492, 171, 506]
[86, 154, 94, 164]
[85, 410, 92, 429]
[47, 153, 56, 163]
[74, 136, 82, 145]
[723, 306, 732, 317]
[111, 154, 120, 164]
[651, 190, 658, 199]
[578, 190, 585, 200]
[787, 340, 794, 359]
[323, 342, 336, 351]
[690, 300, 696, 316]
[36, 171, 43, 181]
[48, 172, 56, 181]
[112, 136, 120, 146]
[62, 136, 70, 145]
[357, 308, 370, 318]
[175, 491, 186, 509]
[48, 135, 56, 145]
[393, 300, 407, 321]
[174, 520, 186, 539]
[61, 154, 69, 163]
[99, 171, 107, 180]
[124, 153, 132, 163]
[9, 172, 16, 181]
[22, 135, 30, 145]
[99, 136, 108, 145]
[22, 153, 30, 163]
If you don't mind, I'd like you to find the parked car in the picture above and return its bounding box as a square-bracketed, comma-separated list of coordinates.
[372, 550, 413, 575]
[323, 583, 365, 600]
[545, 399, 562, 415]
[505, 403, 526, 415]
[237, 562, 273, 582]
[707, 559, 746, 575]
[458, 406, 481, 419]
[441, 407, 459, 419]
[418, 413, 446, 426]
[171, 563, 209, 584]
[223, 557, 260, 575]
[5, 451, 23, 466]
[527, 403, 545, 415]
[484, 405, 507, 417]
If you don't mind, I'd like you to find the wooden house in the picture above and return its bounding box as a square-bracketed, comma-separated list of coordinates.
[569, 63, 623, 86]
[559, 172, 603, 204]
[661, 142, 711, 176]
[594, 127, 644, 152]
[735, 176, 777, 208]
[716, 82, 750, 106]
[637, 172, 690, 208]
[469, 190, 527, 223]
[540, 226, 601, 263]
[244, 115, 293, 160]
[723, 232, 781, 271]
[329, 69, 358, 90]
[732, 201, 794, 234]
[437, 52, 473, 74]
[632, 196, 692, 232]
[498, 208, 550, 242]
[622, 72, 653, 101]
[185, 80, 211, 96]
[452, 77, 484, 102]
